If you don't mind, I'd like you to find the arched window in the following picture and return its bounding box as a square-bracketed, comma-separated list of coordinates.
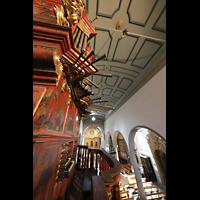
[95, 141, 98, 147]
[91, 141, 93, 147]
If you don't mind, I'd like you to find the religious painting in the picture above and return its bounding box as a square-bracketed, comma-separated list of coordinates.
[64, 101, 78, 136]
[41, 88, 69, 133]
[67, 116, 74, 132]
[33, 88, 54, 129]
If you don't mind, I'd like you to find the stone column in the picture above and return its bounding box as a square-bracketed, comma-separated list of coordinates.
[129, 151, 147, 200]
[114, 145, 119, 161]
[106, 143, 109, 152]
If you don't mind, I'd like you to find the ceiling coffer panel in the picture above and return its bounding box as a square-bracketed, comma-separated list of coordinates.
[96, 0, 121, 18]
[127, 0, 158, 26]
[112, 35, 139, 64]
[131, 39, 163, 69]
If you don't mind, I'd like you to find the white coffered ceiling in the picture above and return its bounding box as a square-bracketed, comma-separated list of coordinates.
[83, 0, 166, 120]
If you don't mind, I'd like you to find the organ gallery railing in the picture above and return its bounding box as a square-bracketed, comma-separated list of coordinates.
[76, 145, 122, 200]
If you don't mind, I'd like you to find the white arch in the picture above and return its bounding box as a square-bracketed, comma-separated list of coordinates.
[113, 131, 118, 147]
[129, 127, 147, 200]
[128, 125, 165, 199]
[105, 131, 111, 145]
[83, 124, 104, 136]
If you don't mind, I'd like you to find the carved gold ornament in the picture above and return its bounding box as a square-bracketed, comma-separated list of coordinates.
[54, 0, 81, 27]
[115, 20, 123, 30]
[54, 5, 69, 27]
[53, 51, 63, 85]
[53, 51, 72, 105]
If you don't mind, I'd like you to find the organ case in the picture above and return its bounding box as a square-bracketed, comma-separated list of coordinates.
[33, 0, 101, 199]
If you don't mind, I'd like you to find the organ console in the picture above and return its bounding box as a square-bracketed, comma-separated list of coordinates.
[56, 147, 75, 182]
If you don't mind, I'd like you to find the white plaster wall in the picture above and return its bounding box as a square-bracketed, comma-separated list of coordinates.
[104, 66, 166, 148]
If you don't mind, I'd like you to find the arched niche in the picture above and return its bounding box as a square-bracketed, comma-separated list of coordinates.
[113, 131, 129, 162]
[116, 132, 129, 164]
[105, 132, 115, 153]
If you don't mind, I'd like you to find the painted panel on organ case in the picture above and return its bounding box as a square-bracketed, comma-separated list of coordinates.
[33, 87, 55, 129]
[41, 88, 69, 133]
[33, 86, 46, 116]
[64, 101, 79, 136]
[33, 142, 60, 199]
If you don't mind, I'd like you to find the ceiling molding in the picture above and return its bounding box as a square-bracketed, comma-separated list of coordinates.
[131, 38, 164, 69]
[105, 52, 166, 120]
[152, 5, 166, 33]
[117, 77, 133, 91]
[105, 75, 119, 87]
[94, 27, 113, 60]
[127, 0, 159, 27]
[96, 0, 122, 19]
[112, 34, 139, 64]
[109, 66, 140, 79]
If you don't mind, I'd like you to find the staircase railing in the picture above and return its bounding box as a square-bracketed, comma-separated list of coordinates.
[76, 145, 122, 199]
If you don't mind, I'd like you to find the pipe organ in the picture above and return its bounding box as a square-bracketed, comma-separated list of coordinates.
[33, 1, 116, 200]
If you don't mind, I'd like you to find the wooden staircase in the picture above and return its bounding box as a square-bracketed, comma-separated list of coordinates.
[65, 145, 122, 200]
[82, 168, 96, 199]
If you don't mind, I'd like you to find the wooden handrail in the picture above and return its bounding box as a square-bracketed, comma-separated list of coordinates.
[76, 145, 122, 200]
[77, 145, 121, 178]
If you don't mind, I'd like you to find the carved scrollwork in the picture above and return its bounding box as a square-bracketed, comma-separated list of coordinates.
[53, 51, 63, 85]
[54, 0, 82, 27]
[54, 5, 70, 27]
[53, 51, 72, 105]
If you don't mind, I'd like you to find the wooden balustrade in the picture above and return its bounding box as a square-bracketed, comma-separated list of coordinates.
[77, 145, 121, 177]
[76, 145, 122, 200]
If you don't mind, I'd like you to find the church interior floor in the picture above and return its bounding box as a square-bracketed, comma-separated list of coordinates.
[119, 173, 166, 199]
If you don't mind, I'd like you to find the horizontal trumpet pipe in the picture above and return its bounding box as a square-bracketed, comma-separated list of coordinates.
[93, 100, 108, 103]
[85, 78, 99, 88]
[81, 80, 88, 87]
[82, 54, 106, 69]
[90, 97, 101, 101]
[79, 50, 94, 66]
[74, 50, 85, 65]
